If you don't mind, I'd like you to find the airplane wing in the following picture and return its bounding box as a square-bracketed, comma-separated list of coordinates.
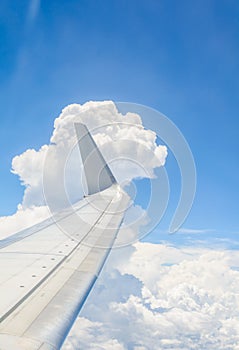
[0, 123, 130, 349]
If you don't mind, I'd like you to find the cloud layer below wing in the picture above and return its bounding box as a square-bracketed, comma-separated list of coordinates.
[63, 242, 239, 350]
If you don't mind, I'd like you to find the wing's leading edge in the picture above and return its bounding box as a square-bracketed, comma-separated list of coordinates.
[0, 124, 130, 349]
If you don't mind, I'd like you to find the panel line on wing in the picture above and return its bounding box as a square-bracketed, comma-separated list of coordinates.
[0, 192, 115, 323]
[0, 197, 96, 250]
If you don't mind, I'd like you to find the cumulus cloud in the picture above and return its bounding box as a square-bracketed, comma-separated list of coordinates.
[11, 145, 48, 208]
[11, 101, 167, 212]
[0, 204, 49, 240]
[63, 317, 126, 350]
[63, 242, 239, 350]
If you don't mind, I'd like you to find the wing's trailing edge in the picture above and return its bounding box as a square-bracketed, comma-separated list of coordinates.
[0, 124, 130, 350]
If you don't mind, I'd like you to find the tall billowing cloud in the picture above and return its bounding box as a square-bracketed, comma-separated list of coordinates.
[12, 101, 167, 211]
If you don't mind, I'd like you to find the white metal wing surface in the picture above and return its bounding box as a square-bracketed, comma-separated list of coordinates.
[0, 124, 130, 349]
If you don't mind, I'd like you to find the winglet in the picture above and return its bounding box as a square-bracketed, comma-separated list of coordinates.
[75, 123, 116, 195]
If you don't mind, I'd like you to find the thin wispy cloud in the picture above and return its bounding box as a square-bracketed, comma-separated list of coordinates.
[27, 0, 41, 23]
[178, 228, 215, 234]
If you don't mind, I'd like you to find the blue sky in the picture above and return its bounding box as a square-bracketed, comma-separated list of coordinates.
[0, 0, 238, 237]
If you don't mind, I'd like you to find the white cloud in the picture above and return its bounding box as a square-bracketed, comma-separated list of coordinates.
[11, 145, 48, 208]
[62, 318, 126, 350]
[178, 228, 214, 234]
[114, 204, 150, 247]
[63, 242, 239, 350]
[11, 101, 167, 212]
[0, 204, 49, 240]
